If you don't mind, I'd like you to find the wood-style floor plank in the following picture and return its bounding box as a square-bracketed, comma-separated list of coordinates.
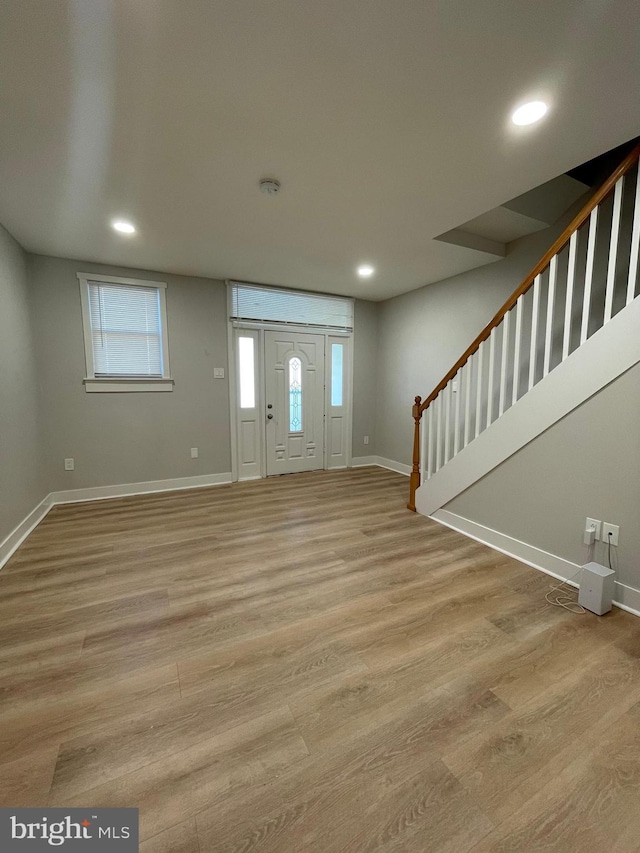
[1, 467, 639, 851]
[139, 818, 201, 853]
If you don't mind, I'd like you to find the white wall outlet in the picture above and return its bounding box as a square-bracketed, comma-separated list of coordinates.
[586, 518, 601, 540]
[602, 522, 620, 546]
[64, 458, 75, 471]
[363, 435, 369, 445]
[190, 447, 199, 459]
[213, 367, 225, 379]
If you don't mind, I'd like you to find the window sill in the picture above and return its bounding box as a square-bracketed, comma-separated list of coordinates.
[83, 378, 174, 393]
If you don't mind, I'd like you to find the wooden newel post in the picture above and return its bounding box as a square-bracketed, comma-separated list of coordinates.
[407, 395, 422, 512]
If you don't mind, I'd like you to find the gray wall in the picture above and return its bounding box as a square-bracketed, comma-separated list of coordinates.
[352, 299, 378, 457]
[29, 255, 232, 491]
[26, 255, 379, 494]
[0, 226, 46, 541]
[375, 199, 592, 466]
[446, 362, 640, 591]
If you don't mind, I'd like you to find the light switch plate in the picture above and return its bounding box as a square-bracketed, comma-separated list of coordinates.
[190, 447, 199, 459]
[213, 367, 225, 379]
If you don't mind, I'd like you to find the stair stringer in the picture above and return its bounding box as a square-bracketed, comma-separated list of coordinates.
[415, 296, 640, 518]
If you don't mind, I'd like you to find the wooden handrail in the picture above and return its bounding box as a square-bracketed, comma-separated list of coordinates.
[419, 141, 640, 414]
[407, 141, 640, 511]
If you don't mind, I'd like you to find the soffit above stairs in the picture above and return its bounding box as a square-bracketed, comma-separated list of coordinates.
[435, 174, 590, 259]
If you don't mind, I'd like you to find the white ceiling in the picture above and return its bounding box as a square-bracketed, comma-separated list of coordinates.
[0, 1, 638, 301]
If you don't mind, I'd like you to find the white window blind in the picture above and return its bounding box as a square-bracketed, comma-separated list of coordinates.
[230, 282, 353, 330]
[88, 281, 164, 376]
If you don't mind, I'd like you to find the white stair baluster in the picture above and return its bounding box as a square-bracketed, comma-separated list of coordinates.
[512, 295, 523, 405]
[543, 256, 557, 377]
[562, 231, 578, 360]
[453, 372, 461, 456]
[486, 329, 496, 427]
[627, 168, 640, 305]
[426, 404, 434, 480]
[498, 312, 510, 416]
[581, 207, 599, 344]
[475, 342, 484, 439]
[435, 394, 443, 472]
[464, 358, 472, 448]
[604, 176, 625, 323]
[444, 382, 451, 463]
[528, 275, 541, 390]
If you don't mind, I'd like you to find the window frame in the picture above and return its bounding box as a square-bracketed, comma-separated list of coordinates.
[78, 272, 173, 393]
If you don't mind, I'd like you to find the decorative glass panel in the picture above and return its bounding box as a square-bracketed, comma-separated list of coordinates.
[238, 336, 255, 408]
[331, 343, 343, 407]
[289, 356, 303, 432]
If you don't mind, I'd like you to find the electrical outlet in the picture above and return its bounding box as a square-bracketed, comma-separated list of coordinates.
[602, 522, 619, 546]
[64, 458, 75, 471]
[213, 367, 225, 379]
[363, 436, 369, 445]
[190, 447, 199, 459]
[586, 518, 601, 540]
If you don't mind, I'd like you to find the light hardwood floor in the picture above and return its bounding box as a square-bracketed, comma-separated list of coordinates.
[1, 467, 640, 851]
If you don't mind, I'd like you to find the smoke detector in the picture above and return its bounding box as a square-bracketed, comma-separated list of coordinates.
[259, 178, 281, 196]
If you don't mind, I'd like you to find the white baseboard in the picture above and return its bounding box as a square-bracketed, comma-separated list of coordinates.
[432, 509, 640, 618]
[0, 495, 54, 572]
[0, 473, 233, 572]
[351, 456, 378, 468]
[50, 472, 233, 504]
[375, 456, 411, 477]
[351, 456, 410, 476]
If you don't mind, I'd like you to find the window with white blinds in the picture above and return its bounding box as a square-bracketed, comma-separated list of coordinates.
[78, 274, 171, 386]
[229, 281, 354, 330]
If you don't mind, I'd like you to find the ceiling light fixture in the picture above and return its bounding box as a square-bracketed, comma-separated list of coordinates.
[511, 100, 548, 126]
[111, 219, 136, 234]
[357, 264, 375, 278]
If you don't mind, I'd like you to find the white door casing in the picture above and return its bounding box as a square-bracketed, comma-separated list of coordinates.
[265, 331, 325, 475]
[230, 324, 352, 480]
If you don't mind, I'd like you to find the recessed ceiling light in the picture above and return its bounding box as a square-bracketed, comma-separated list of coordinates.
[111, 219, 136, 234]
[357, 264, 375, 278]
[511, 101, 548, 126]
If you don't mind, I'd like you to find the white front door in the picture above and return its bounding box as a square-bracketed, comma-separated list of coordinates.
[265, 330, 325, 475]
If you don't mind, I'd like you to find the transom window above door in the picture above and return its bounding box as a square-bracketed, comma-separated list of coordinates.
[229, 281, 353, 330]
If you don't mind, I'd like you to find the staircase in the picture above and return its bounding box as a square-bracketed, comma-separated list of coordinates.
[408, 142, 640, 516]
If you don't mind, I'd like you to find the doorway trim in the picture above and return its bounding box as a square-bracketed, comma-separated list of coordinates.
[228, 318, 354, 482]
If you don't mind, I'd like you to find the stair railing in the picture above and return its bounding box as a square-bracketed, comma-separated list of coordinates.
[408, 141, 640, 511]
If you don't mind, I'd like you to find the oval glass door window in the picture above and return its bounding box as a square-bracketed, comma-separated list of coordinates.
[289, 356, 302, 432]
